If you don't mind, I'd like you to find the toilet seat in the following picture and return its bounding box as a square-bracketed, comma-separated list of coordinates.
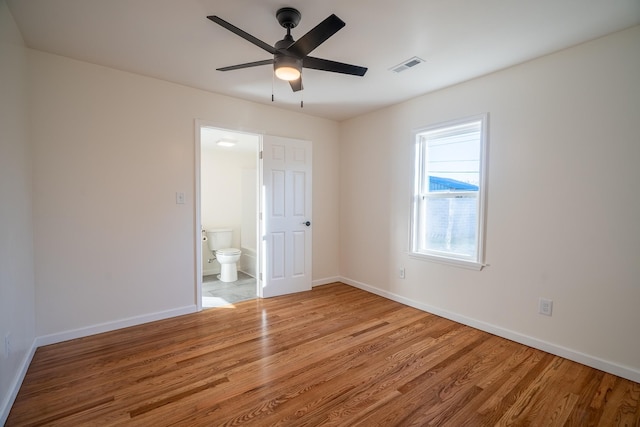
[216, 248, 241, 256]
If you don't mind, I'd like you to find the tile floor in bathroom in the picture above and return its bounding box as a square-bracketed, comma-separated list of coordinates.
[202, 271, 257, 308]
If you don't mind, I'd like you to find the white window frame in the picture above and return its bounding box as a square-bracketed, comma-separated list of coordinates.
[410, 113, 489, 270]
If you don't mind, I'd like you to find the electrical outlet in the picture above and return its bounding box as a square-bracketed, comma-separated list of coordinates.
[539, 298, 553, 316]
[4, 333, 10, 358]
[399, 268, 405, 279]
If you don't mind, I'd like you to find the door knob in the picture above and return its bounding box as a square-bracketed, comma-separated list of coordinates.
[301, 221, 311, 226]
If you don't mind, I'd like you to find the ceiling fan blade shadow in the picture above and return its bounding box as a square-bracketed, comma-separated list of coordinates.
[207, 16, 276, 55]
[289, 78, 303, 92]
[286, 14, 345, 58]
[217, 59, 274, 72]
[303, 56, 367, 76]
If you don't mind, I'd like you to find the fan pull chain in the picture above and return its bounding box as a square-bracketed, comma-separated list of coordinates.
[300, 70, 303, 108]
[271, 72, 275, 102]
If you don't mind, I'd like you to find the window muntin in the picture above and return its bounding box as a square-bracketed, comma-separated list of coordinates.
[411, 115, 487, 268]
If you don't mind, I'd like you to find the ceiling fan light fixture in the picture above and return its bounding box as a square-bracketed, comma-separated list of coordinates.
[274, 54, 302, 81]
[275, 65, 301, 81]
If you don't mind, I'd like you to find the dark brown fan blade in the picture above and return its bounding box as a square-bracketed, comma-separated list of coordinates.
[286, 14, 345, 58]
[207, 16, 276, 55]
[303, 56, 367, 76]
[289, 78, 303, 92]
[217, 59, 274, 72]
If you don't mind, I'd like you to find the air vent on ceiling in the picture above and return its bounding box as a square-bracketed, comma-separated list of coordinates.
[390, 56, 425, 73]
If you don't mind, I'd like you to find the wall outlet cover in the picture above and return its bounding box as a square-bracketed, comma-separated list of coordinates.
[4, 333, 10, 358]
[539, 298, 553, 316]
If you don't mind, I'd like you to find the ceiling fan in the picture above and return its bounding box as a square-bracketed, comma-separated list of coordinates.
[207, 7, 368, 92]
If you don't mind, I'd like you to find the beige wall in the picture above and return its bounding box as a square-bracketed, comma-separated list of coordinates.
[28, 49, 340, 337]
[339, 26, 640, 379]
[0, 0, 36, 419]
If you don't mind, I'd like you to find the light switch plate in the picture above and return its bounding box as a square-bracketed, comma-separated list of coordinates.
[176, 192, 185, 204]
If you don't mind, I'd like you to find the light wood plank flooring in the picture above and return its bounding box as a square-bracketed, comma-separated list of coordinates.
[7, 283, 640, 426]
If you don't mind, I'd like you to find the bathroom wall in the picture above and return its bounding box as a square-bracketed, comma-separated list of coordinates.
[241, 168, 257, 251]
[240, 168, 258, 277]
[201, 142, 257, 276]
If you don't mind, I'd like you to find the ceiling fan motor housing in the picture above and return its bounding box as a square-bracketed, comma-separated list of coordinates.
[276, 7, 301, 29]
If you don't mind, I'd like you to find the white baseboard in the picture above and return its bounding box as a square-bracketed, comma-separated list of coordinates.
[312, 276, 341, 287]
[240, 249, 257, 278]
[2, 305, 197, 423]
[237, 269, 255, 278]
[35, 305, 197, 347]
[340, 276, 640, 384]
[1, 339, 37, 426]
[202, 267, 219, 277]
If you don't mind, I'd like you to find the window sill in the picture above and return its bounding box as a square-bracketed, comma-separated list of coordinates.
[409, 252, 486, 271]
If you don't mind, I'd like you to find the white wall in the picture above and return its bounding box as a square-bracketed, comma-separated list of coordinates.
[0, 0, 36, 421]
[201, 145, 256, 275]
[28, 48, 341, 337]
[339, 26, 640, 380]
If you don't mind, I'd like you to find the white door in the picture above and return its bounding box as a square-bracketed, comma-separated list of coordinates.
[260, 135, 312, 298]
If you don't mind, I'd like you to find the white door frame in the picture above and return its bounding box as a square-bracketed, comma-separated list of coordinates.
[194, 119, 262, 310]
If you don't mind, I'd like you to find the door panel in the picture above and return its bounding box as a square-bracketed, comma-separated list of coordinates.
[271, 232, 286, 279]
[293, 172, 306, 216]
[272, 170, 285, 217]
[293, 231, 306, 276]
[261, 135, 312, 298]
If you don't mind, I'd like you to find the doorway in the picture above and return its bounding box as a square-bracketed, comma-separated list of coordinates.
[195, 122, 314, 310]
[196, 123, 260, 309]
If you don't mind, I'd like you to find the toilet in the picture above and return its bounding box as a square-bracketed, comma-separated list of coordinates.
[206, 228, 241, 282]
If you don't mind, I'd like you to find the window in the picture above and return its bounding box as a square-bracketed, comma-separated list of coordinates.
[410, 114, 488, 269]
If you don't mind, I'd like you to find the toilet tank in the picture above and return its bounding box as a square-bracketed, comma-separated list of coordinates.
[206, 228, 233, 251]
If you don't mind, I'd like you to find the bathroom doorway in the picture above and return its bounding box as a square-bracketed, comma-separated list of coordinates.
[196, 123, 260, 308]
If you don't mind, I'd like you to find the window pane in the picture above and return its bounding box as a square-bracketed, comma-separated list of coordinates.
[422, 121, 481, 191]
[419, 196, 478, 258]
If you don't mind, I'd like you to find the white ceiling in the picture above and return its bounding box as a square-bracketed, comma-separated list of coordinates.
[7, 0, 640, 121]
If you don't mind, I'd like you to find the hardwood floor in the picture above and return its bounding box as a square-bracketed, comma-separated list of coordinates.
[7, 283, 640, 426]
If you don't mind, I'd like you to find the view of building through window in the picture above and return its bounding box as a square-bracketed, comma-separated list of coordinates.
[412, 116, 486, 264]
